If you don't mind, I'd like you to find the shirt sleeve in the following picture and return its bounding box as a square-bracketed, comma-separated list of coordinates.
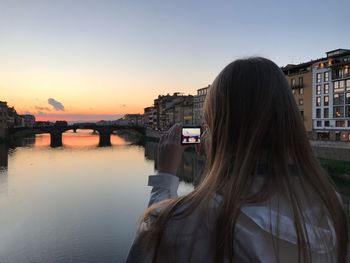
[148, 172, 180, 207]
[126, 173, 180, 262]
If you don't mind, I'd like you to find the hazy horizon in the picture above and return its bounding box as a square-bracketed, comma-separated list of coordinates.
[1, 0, 349, 122]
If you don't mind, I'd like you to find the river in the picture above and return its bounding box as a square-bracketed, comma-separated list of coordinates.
[0, 131, 349, 262]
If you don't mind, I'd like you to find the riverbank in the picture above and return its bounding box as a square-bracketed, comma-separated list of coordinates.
[145, 128, 161, 141]
[8, 129, 41, 141]
[113, 129, 144, 144]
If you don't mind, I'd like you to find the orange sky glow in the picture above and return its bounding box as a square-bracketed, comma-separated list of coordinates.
[2, 1, 348, 122]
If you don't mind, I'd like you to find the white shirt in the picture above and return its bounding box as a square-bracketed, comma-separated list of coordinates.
[126, 173, 338, 262]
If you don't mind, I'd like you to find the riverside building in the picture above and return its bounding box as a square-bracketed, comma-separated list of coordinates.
[143, 107, 157, 129]
[0, 101, 8, 139]
[282, 62, 314, 132]
[163, 95, 194, 127]
[154, 93, 190, 130]
[193, 85, 210, 125]
[312, 49, 350, 141]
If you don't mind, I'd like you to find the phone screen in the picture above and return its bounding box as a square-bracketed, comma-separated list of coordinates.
[181, 127, 201, 145]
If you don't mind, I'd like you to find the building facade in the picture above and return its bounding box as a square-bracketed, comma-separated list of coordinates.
[283, 63, 313, 132]
[174, 96, 193, 125]
[21, 114, 36, 128]
[7, 107, 16, 128]
[143, 107, 157, 128]
[193, 85, 210, 125]
[0, 101, 8, 138]
[312, 49, 350, 141]
[120, 114, 144, 126]
[154, 93, 190, 130]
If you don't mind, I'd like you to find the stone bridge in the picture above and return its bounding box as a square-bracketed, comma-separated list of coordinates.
[9, 125, 145, 147]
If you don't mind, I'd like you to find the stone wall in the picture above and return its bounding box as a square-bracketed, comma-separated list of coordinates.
[310, 140, 350, 161]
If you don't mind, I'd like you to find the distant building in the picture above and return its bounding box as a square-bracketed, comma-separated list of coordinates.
[282, 62, 314, 132]
[154, 93, 190, 130]
[15, 115, 25, 128]
[143, 106, 157, 128]
[193, 85, 210, 125]
[7, 106, 17, 128]
[118, 114, 144, 126]
[174, 96, 193, 125]
[162, 96, 194, 128]
[312, 49, 350, 141]
[0, 101, 8, 138]
[21, 114, 36, 127]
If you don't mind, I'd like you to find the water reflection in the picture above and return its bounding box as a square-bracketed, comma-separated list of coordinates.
[32, 131, 129, 148]
[144, 140, 205, 186]
[0, 143, 8, 170]
[0, 132, 153, 263]
[0, 132, 350, 263]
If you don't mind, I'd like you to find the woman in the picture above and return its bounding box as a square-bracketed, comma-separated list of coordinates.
[126, 57, 347, 262]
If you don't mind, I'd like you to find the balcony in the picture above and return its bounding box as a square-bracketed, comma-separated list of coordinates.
[332, 72, 350, 80]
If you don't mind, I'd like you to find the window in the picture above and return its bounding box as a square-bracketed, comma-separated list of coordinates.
[346, 106, 350, 117]
[324, 108, 329, 118]
[347, 79, 350, 91]
[299, 77, 303, 86]
[299, 99, 303, 105]
[346, 93, 350, 104]
[316, 85, 321, 95]
[336, 68, 344, 79]
[316, 97, 321, 106]
[334, 93, 345, 105]
[333, 106, 344, 118]
[291, 78, 296, 87]
[300, 111, 304, 119]
[336, 120, 345, 127]
[316, 109, 321, 118]
[316, 73, 321, 83]
[317, 121, 322, 127]
[324, 96, 329, 106]
[292, 89, 295, 95]
[325, 120, 330, 127]
[324, 72, 329, 82]
[299, 88, 304, 95]
[334, 81, 344, 92]
[324, 83, 329, 94]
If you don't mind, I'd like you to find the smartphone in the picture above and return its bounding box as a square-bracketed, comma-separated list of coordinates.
[181, 126, 201, 145]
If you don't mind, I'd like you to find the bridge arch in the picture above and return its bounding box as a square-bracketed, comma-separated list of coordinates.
[9, 125, 145, 147]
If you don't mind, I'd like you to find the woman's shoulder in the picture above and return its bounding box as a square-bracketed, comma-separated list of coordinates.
[234, 190, 337, 262]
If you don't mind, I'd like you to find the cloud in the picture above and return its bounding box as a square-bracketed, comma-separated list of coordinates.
[48, 98, 65, 111]
[35, 106, 51, 112]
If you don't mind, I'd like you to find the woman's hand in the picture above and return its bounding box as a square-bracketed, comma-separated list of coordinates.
[158, 124, 186, 176]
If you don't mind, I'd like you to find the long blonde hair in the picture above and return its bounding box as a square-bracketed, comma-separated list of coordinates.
[139, 57, 347, 262]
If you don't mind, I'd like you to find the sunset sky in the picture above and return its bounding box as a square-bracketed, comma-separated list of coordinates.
[1, 0, 349, 122]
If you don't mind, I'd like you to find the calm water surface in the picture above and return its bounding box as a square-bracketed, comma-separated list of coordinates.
[0, 131, 349, 262]
[0, 131, 196, 263]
